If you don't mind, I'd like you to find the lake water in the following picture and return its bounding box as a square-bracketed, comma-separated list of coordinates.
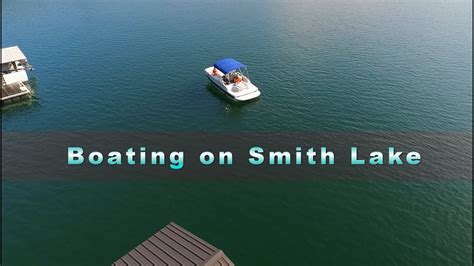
[2, 0, 472, 265]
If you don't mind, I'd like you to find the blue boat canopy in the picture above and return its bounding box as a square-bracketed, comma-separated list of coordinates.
[213, 58, 246, 74]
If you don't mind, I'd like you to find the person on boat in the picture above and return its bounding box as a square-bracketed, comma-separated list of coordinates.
[233, 74, 242, 83]
[223, 75, 230, 85]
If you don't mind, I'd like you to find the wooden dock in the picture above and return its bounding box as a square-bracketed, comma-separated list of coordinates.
[1, 77, 32, 106]
[113, 222, 234, 266]
[2, 46, 33, 106]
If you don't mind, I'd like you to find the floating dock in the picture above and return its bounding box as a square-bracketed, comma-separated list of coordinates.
[113, 222, 234, 266]
[1, 78, 32, 105]
[1, 46, 33, 106]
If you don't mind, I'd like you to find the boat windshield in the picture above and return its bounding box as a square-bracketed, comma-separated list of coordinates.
[222, 68, 250, 84]
[230, 68, 249, 78]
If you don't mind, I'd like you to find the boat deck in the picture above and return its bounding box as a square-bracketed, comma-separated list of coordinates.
[1, 77, 32, 106]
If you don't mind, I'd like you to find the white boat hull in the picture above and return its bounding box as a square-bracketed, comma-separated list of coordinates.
[205, 67, 260, 102]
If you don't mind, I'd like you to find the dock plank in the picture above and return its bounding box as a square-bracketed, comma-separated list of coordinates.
[129, 249, 154, 265]
[166, 223, 217, 255]
[135, 245, 168, 266]
[121, 253, 140, 265]
[160, 227, 209, 261]
[142, 239, 179, 266]
[148, 234, 188, 265]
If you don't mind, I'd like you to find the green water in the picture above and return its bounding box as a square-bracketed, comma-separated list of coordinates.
[3, 181, 472, 265]
[2, 0, 472, 265]
[1, 0, 471, 131]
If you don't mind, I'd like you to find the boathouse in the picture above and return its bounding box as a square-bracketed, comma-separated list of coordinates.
[113, 222, 234, 266]
[1, 46, 34, 105]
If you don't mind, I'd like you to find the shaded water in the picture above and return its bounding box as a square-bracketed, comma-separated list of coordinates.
[2, 0, 472, 265]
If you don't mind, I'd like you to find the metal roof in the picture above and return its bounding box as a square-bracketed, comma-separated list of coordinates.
[113, 222, 234, 266]
[2, 70, 29, 85]
[2, 46, 27, 64]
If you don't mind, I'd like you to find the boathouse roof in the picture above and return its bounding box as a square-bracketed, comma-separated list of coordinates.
[113, 222, 234, 266]
[214, 58, 246, 74]
[2, 46, 27, 64]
